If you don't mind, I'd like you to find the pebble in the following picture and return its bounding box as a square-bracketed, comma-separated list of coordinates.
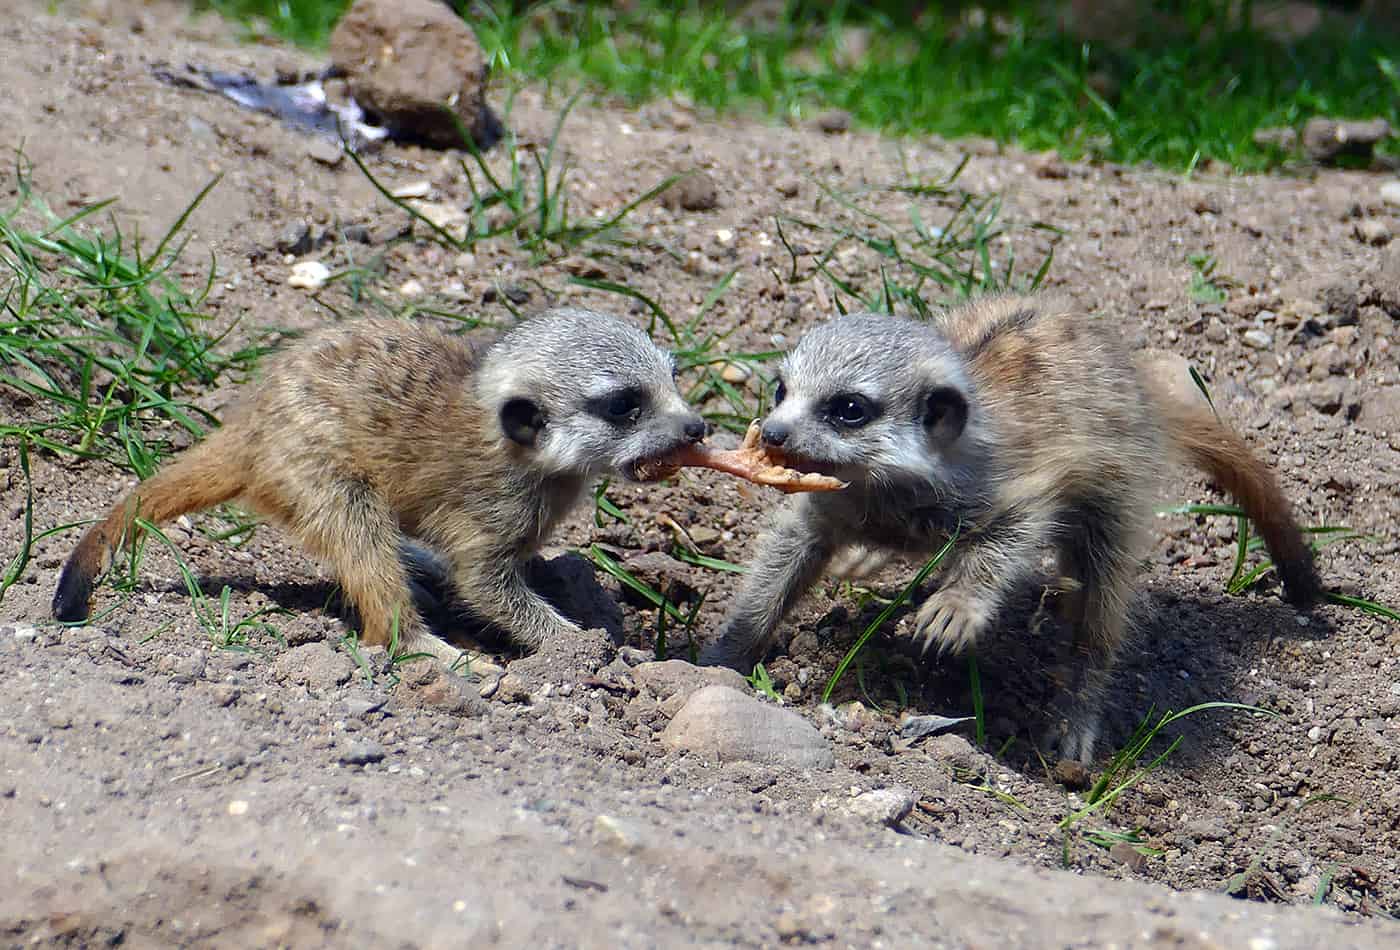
[1242, 329, 1274, 350]
[390, 180, 432, 199]
[1354, 218, 1392, 246]
[288, 260, 330, 291]
[662, 171, 720, 212]
[1108, 841, 1147, 872]
[630, 660, 747, 702]
[306, 138, 343, 166]
[1052, 758, 1092, 791]
[660, 685, 834, 768]
[276, 221, 314, 256]
[1379, 180, 1400, 207]
[845, 787, 918, 827]
[338, 741, 387, 766]
[271, 642, 354, 692]
[719, 362, 751, 384]
[1307, 725, 1324, 743]
[227, 799, 250, 816]
[594, 814, 650, 853]
[814, 109, 851, 134]
[5, 623, 39, 641]
[399, 278, 425, 298]
[493, 673, 531, 704]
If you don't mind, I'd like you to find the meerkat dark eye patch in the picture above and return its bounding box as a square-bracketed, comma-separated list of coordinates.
[773, 377, 787, 407]
[500, 397, 547, 446]
[923, 386, 968, 444]
[824, 393, 878, 429]
[589, 387, 646, 425]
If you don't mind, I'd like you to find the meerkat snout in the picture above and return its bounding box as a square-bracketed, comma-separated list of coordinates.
[759, 420, 791, 447]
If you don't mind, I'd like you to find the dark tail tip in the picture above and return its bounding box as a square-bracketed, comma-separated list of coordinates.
[1276, 550, 1323, 608]
[52, 559, 94, 623]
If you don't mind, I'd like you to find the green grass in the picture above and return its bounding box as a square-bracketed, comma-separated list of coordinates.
[201, 0, 1400, 172]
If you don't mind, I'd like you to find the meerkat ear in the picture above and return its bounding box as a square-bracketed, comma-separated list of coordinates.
[500, 397, 547, 446]
[923, 386, 968, 444]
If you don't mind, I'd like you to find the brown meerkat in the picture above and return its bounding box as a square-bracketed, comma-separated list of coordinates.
[53, 308, 707, 664]
[701, 294, 1321, 761]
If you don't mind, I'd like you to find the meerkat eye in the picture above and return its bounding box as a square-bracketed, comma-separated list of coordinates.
[773, 378, 787, 406]
[825, 394, 876, 429]
[597, 388, 645, 424]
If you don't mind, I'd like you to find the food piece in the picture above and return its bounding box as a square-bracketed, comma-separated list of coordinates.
[637, 420, 848, 493]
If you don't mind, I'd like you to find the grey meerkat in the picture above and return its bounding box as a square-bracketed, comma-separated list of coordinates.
[702, 293, 1321, 761]
[53, 308, 706, 664]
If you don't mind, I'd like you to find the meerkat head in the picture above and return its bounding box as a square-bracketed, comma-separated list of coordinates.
[760, 313, 983, 490]
[476, 307, 706, 480]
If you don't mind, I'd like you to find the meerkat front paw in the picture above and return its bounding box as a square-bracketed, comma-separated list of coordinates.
[912, 589, 991, 656]
[828, 546, 894, 581]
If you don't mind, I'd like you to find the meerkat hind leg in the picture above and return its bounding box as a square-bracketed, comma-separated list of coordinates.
[296, 479, 461, 665]
[1043, 500, 1138, 763]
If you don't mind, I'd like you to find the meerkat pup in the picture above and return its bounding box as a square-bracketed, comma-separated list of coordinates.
[53, 309, 706, 664]
[703, 294, 1321, 761]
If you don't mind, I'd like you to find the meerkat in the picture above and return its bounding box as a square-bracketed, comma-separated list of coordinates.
[702, 294, 1321, 761]
[53, 308, 707, 664]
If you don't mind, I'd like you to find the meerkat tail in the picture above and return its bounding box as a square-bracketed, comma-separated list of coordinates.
[1151, 391, 1321, 606]
[52, 427, 246, 623]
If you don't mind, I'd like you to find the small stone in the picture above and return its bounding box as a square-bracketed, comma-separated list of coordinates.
[209, 684, 241, 708]
[714, 228, 734, 244]
[391, 180, 432, 199]
[392, 660, 487, 717]
[1183, 817, 1229, 842]
[494, 673, 530, 704]
[1252, 126, 1298, 151]
[775, 177, 800, 198]
[306, 138, 343, 166]
[687, 526, 722, 546]
[814, 110, 851, 134]
[1355, 218, 1392, 246]
[227, 800, 250, 816]
[631, 660, 747, 702]
[276, 221, 314, 256]
[594, 814, 650, 853]
[660, 685, 834, 768]
[846, 787, 917, 827]
[1307, 725, 1323, 743]
[1052, 758, 1092, 791]
[924, 733, 979, 770]
[1380, 181, 1400, 207]
[1302, 116, 1392, 163]
[407, 200, 468, 241]
[271, 642, 354, 693]
[399, 278, 425, 298]
[1108, 841, 1147, 872]
[1242, 329, 1274, 350]
[156, 650, 207, 684]
[661, 171, 720, 212]
[288, 260, 330, 291]
[719, 362, 751, 384]
[338, 740, 387, 766]
[6, 623, 39, 641]
[1204, 317, 1229, 344]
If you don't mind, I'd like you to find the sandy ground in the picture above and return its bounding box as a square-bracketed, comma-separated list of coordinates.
[2, 1, 1399, 946]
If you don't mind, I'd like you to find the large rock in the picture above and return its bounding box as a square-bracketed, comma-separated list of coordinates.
[329, 0, 502, 149]
[660, 685, 834, 768]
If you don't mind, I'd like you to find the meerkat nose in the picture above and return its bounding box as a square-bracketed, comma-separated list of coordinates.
[683, 417, 707, 443]
[761, 421, 791, 447]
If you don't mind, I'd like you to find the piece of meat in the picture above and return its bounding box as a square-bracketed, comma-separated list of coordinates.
[637, 420, 848, 493]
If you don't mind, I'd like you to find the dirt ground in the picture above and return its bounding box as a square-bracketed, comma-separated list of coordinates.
[3, 2, 1400, 947]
